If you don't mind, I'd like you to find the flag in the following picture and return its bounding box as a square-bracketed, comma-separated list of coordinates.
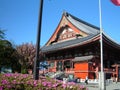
[111, 0, 120, 6]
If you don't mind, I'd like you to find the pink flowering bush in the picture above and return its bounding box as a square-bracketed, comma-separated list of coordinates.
[0, 73, 87, 90]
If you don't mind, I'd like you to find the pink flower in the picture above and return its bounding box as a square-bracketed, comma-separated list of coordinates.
[1, 80, 9, 84]
[42, 82, 47, 86]
[33, 80, 38, 86]
[62, 84, 67, 88]
[12, 80, 16, 84]
[52, 83, 58, 87]
[0, 86, 3, 90]
[47, 84, 51, 87]
[0, 73, 87, 90]
[5, 73, 12, 77]
[7, 85, 11, 88]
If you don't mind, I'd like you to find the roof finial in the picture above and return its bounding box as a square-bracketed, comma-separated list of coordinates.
[63, 10, 68, 17]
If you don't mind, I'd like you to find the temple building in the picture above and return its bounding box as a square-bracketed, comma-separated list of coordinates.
[41, 12, 120, 81]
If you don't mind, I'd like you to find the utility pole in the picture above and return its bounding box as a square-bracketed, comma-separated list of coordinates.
[33, 0, 44, 80]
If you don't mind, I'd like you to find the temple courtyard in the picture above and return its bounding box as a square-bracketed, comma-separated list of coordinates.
[85, 82, 120, 90]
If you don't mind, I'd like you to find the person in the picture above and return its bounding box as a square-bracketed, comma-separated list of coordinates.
[63, 74, 68, 84]
[110, 75, 114, 82]
[85, 76, 88, 84]
[114, 74, 118, 84]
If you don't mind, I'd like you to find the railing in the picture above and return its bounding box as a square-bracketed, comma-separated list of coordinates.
[104, 68, 116, 73]
[80, 79, 113, 84]
[65, 68, 74, 73]
[65, 68, 95, 73]
[43, 68, 116, 75]
[80, 79, 99, 83]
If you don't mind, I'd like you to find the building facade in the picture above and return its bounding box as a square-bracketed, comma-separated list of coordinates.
[41, 12, 120, 80]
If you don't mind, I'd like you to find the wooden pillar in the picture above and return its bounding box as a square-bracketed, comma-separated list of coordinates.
[54, 60, 57, 72]
[62, 60, 64, 71]
[55, 61, 57, 72]
[48, 61, 50, 72]
[116, 65, 118, 79]
[71, 60, 74, 70]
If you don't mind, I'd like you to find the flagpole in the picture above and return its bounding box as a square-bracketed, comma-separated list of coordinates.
[99, 0, 103, 74]
[98, 0, 106, 90]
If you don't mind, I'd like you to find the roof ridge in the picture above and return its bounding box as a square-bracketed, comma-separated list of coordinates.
[63, 11, 100, 30]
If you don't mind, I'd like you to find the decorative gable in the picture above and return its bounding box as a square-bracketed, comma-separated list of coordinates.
[57, 26, 81, 41]
[59, 26, 75, 40]
[50, 25, 87, 45]
[46, 12, 88, 46]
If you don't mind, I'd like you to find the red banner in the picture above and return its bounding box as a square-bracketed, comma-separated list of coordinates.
[111, 0, 120, 6]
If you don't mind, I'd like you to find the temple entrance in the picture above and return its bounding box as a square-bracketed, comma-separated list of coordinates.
[64, 60, 72, 71]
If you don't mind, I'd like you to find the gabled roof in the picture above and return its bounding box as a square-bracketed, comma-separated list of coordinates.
[64, 12, 100, 35]
[45, 11, 100, 46]
[41, 12, 120, 53]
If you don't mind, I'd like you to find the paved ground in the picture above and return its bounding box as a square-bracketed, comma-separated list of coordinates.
[84, 82, 120, 90]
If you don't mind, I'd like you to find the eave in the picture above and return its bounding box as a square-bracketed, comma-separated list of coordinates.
[41, 34, 100, 53]
[103, 33, 120, 50]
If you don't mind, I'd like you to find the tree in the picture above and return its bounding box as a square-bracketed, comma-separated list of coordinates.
[0, 40, 21, 72]
[0, 30, 21, 73]
[0, 29, 5, 40]
[16, 43, 36, 73]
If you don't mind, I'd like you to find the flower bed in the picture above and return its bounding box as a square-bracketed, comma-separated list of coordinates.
[0, 73, 87, 90]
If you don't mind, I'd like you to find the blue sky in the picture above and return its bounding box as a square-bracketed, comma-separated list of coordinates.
[0, 0, 120, 46]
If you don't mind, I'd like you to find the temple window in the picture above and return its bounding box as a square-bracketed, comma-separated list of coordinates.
[65, 53, 69, 58]
[74, 53, 78, 57]
[50, 61, 55, 67]
[64, 60, 71, 68]
[84, 52, 89, 55]
[88, 51, 93, 55]
[84, 49, 93, 56]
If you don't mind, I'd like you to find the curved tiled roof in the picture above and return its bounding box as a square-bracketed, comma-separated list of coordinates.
[72, 55, 94, 62]
[103, 33, 120, 49]
[41, 12, 120, 53]
[64, 12, 100, 35]
[41, 34, 99, 52]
